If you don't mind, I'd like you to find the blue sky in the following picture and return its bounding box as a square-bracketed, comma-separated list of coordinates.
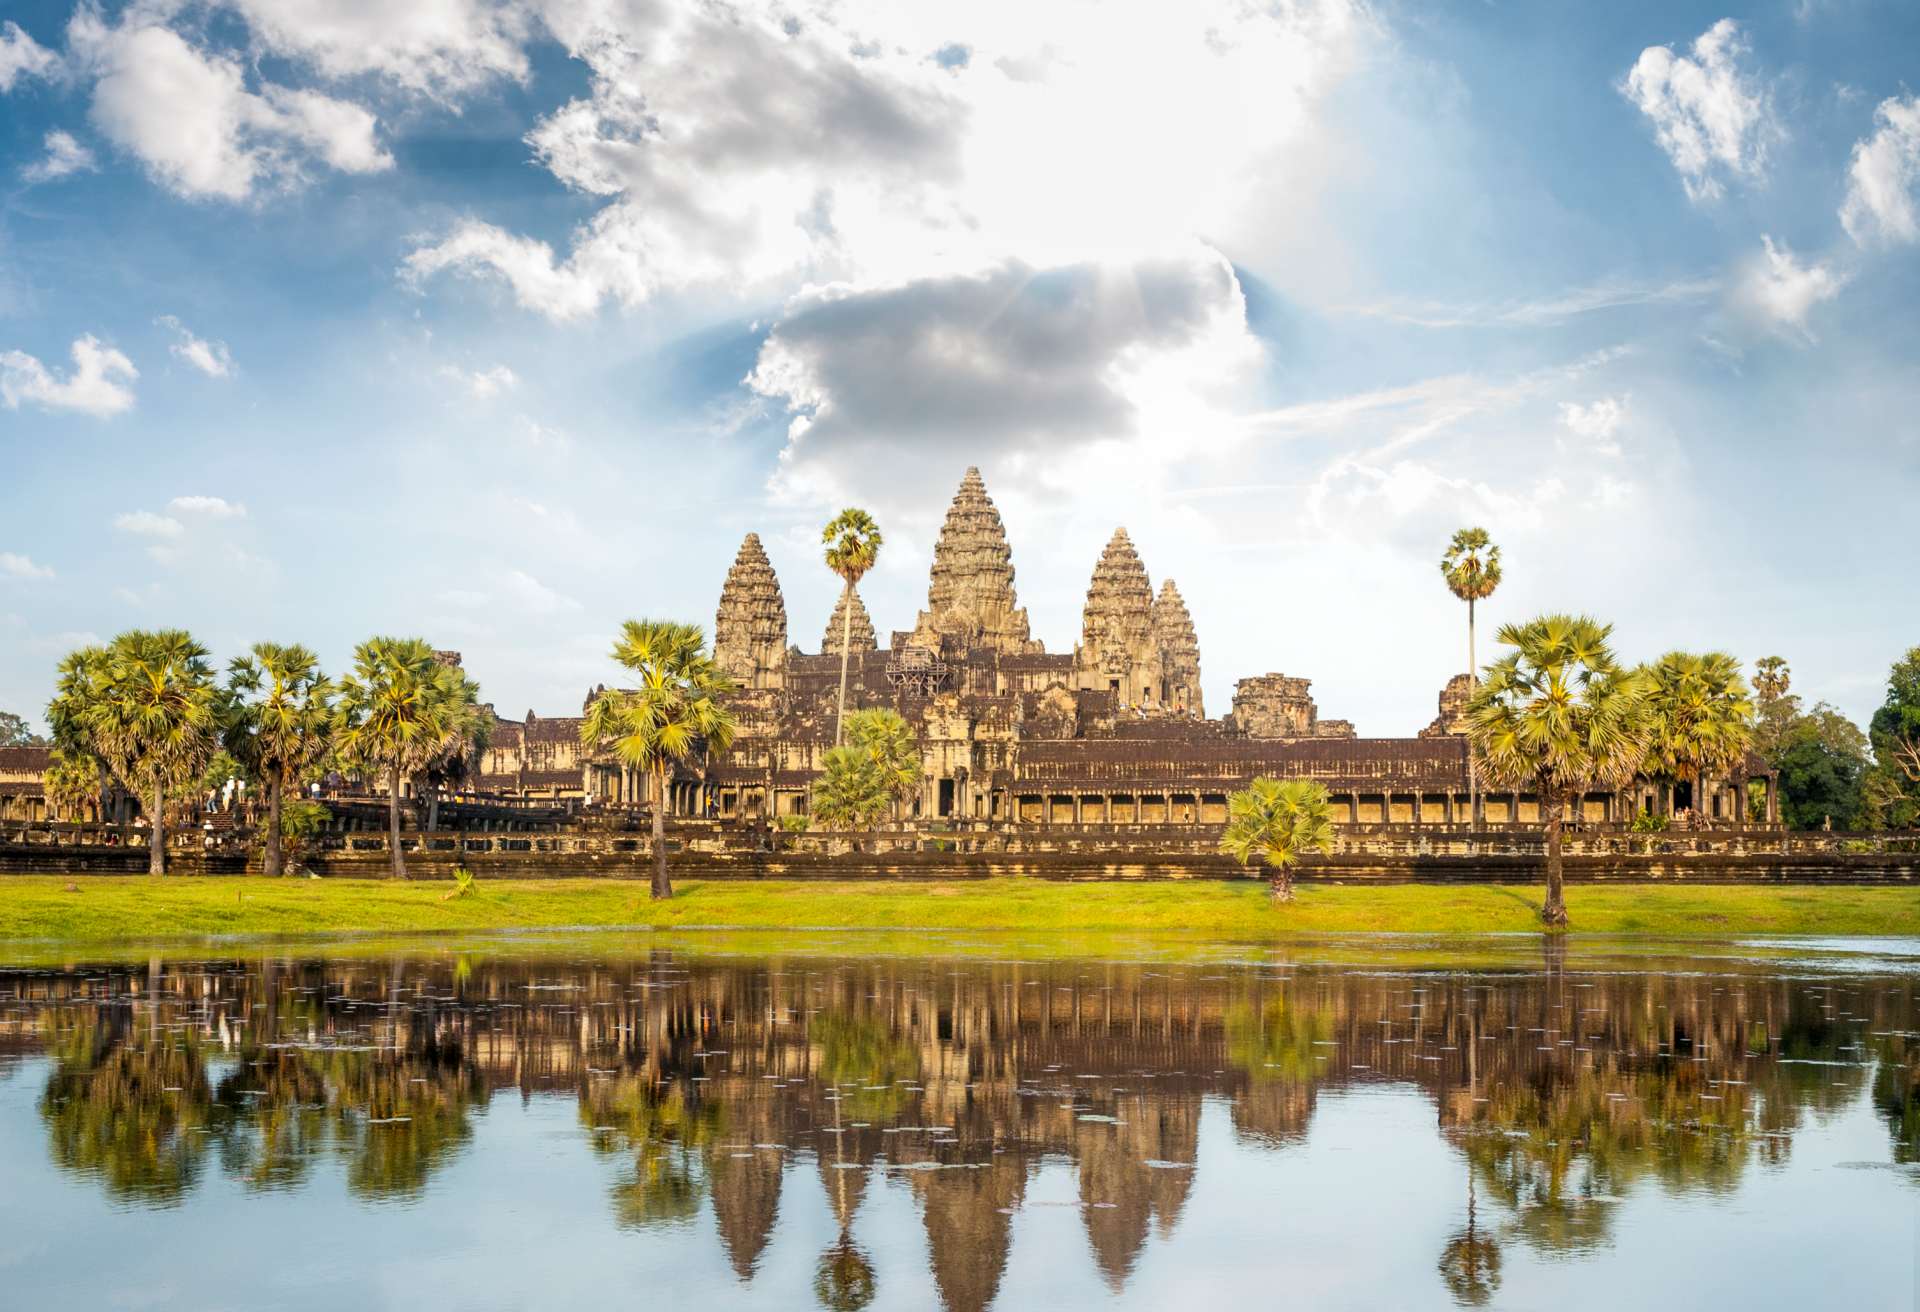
[1, 0, 1915, 735]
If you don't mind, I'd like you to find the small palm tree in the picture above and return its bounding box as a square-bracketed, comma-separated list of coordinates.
[1640, 651, 1756, 824]
[335, 638, 479, 879]
[1442, 528, 1502, 822]
[46, 645, 118, 823]
[822, 509, 883, 746]
[1219, 777, 1335, 903]
[580, 620, 737, 899]
[1467, 615, 1649, 926]
[813, 710, 920, 832]
[62, 631, 224, 875]
[227, 644, 333, 877]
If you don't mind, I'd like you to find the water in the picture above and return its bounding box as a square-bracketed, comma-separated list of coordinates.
[1, 934, 1916, 1310]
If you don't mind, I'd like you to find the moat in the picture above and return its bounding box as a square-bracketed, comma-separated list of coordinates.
[1, 936, 1915, 1309]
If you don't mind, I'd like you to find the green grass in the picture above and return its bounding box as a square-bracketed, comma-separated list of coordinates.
[0, 875, 1916, 948]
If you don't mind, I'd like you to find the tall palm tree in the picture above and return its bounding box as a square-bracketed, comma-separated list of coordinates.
[1640, 651, 1755, 824]
[1442, 528, 1502, 824]
[822, 509, 883, 747]
[580, 620, 737, 899]
[335, 638, 479, 879]
[1467, 615, 1649, 926]
[64, 631, 224, 875]
[1753, 656, 1790, 704]
[1219, 777, 1335, 903]
[227, 644, 333, 877]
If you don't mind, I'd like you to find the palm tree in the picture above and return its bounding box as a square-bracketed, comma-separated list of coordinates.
[1219, 777, 1335, 903]
[580, 620, 737, 899]
[1640, 651, 1755, 825]
[812, 710, 920, 835]
[822, 509, 883, 746]
[1753, 656, 1790, 704]
[1467, 615, 1649, 926]
[46, 645, 118, 824]
[417, 686, 490, 832]
[1442, 528, 1502, 824]
[227, 644, 333, 877]
[60, 631, 224, 875]
[335, 638, 479, 879]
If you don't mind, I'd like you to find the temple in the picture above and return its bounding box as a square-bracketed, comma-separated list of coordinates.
[458, 467, 1779, 830]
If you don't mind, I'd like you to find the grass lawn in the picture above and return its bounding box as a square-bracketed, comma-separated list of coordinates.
[0, 875, 1916, 947]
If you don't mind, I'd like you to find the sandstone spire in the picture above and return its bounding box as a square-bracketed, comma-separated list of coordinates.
[821, 585, 877, 653]
[713, 532, 787, 690]
[912, 467, 1035, 654]
[1075, 528, 1161, 705]
[1152, 578, 1204, 717]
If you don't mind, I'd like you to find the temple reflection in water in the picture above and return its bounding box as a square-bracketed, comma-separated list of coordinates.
[2, 948, 1916, 1310]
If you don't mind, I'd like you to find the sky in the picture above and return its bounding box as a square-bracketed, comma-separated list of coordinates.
[1, 0, 1916, 737]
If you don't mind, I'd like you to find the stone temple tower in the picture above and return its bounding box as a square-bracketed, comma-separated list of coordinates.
[1152, 579, 1204, 717]
[821, 586, 878, 653]
[713, 532, 787, 689]
[911, 467, 1037, 654]
[1074, 528, 1164, 707]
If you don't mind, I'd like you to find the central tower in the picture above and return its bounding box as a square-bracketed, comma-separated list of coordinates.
[911, 467, 1037, 655]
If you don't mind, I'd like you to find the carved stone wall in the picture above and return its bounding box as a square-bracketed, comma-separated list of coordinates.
[1228, 674, 1320, 739]
[1418, 674, 1473, 738]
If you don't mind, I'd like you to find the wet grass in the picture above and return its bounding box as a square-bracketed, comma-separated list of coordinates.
[0, 874, 1915, 948]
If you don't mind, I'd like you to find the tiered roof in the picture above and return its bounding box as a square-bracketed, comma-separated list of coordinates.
[1151, 578, 1203, 716]
[713, 532, 787, 687]
[915, 467, 1035, 654]
[1078, 528, 1156, 672]
[821, 586, 878, 652]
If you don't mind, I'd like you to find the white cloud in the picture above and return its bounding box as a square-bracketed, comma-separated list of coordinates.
[156, 315, 235, 377]
[748, 244, 1262, 504]
[0, 334, 138, 417]
[0, 19, 58, 91]
[67, 6, 392, 202]
[0, 552, 54, 580]
[22, 130, 98, 184]
[221, 0, 530, 98]
[1737, 235, 1847, 340]
[1558, 396, 1627, 456]
[1621, 19, 1774, 202]
[113, 511, 185, 538]
[167, 495, 247, 518]
[405, 0, 1369, 317]
[499, 569, 581, 615]
[1340, 277, 1720, 329]
[440, 363, 518, 399]
[516, 415, 571, 451]
[438, 588, 490, 608]
[1840, 95, 1920, 246]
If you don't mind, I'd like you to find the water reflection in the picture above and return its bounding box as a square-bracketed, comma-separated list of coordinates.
[0, 946, 1914, 1309]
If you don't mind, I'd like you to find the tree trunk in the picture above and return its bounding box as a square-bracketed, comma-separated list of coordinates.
[1467, 597, 1478, 826]
[1541, 785, 1568, 927]
[428, 790, 440, 833]
[834, 580, 854, 747]
[265, 776, 284, 878]
[149, 776, 166, 876]
[388, 768, 406, 879]
[650, 765, 672, 900]
[1269, 867, 1295, 903]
